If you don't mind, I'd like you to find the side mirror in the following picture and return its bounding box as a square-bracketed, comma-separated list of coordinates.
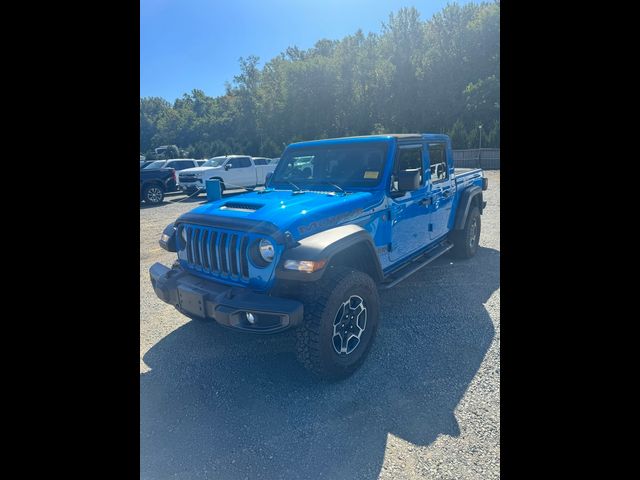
[398, 168, 421, 191]
[265, 172, 273, 185]
[224, 163, 231, 170]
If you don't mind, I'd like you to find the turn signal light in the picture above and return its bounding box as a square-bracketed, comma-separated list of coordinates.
[283, 259, 327, 273]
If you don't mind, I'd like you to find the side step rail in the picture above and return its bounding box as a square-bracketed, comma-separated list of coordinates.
[378, 241, 453, 290]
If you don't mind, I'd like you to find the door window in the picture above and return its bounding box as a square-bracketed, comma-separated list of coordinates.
[390, 145, 423, 193]
[227, 157, 252, 168]
[428, 143, 448, 183]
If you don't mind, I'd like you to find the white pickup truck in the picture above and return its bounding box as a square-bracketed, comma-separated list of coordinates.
[177, 155, 276, 194]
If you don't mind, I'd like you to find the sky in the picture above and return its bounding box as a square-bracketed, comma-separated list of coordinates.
[141, 0, 478, 102]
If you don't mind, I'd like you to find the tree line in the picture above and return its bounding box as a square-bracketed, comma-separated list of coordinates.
[140, 2, 499, 159]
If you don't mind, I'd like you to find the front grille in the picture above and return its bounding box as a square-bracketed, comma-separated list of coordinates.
[182, 225, 250, 281]
[179, 174, 199, 182]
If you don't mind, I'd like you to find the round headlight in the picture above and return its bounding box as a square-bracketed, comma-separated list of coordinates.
[258, 238, 275, 262]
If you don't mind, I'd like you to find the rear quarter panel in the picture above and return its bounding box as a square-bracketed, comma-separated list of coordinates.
[450, 169, 484, 230]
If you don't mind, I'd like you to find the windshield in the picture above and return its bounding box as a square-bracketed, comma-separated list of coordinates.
[202, 157, 227, 167]
[143, 160, 166, 169]
[270, 142, 388, 190]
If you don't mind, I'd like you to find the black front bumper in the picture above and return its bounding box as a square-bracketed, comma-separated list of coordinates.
[149, 263, 303, 333]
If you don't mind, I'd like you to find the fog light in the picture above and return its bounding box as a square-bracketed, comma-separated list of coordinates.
[246, 312, 256, 324]
[283, 259, 327, 273]
[161, 233, 171, 243]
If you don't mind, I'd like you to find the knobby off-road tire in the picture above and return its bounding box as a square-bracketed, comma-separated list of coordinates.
[295, 266, 380, 380]
[450, 205, 481, 259]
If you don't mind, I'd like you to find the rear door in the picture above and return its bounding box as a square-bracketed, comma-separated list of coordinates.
[426, 142, 455, 240]
[388, 142, 433, 261]
[252, 157, 269, 183]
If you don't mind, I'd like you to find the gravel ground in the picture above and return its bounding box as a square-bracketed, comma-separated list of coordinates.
[140, 171, 500, 479]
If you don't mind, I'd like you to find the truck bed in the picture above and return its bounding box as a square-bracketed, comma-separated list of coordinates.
[454, 167, 483, 184]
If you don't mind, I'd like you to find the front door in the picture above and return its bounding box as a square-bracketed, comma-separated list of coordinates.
[223, 157, 254, 188]
[389, 143, 433, 262]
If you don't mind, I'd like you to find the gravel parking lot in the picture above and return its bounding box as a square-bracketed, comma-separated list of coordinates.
[140, 171, 500, 479]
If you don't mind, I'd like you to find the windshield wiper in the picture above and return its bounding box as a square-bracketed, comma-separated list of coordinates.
[312, 181, 348, 195]
[284, 179, 304, 193]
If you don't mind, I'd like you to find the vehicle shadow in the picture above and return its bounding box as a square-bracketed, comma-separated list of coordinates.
[140, 246, 499, 479]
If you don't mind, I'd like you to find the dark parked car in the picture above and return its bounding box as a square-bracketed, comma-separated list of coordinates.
[140, 168, 176, 205]
[143, 159, 202, 192]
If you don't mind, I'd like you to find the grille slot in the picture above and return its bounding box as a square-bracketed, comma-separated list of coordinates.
[229, 234, 239, 275]
[200, 230, 209, 271]
[186, 226, 194, 264]
[208, 231, 218, 271]
[240, 236, 249, 278]
[219, 233, 228, 273]
[192, 228, 202, 266]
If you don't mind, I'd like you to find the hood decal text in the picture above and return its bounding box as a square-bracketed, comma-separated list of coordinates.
[297, 208, 364, 235]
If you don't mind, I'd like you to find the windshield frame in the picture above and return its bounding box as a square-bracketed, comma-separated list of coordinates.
[142, 160, 167, 169]
[270, 141, 390, 191]
[201, 156, 227, 168]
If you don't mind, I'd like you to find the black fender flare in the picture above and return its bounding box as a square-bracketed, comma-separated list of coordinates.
[159, 222, 177, 252]
[275, 224, 383, 282]
[142, 179, 165, 190]
[454, 186, 484, 230]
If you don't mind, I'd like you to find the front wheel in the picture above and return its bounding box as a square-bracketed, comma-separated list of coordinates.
[450, 205, 481, 258]
[295, 266, 380, 380]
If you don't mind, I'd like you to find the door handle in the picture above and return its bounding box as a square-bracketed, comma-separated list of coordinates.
[419, 197, 432, 206]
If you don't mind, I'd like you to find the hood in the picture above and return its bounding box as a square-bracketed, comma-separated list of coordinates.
[186, 189, 384, 240]
[179, 166, 223, 175]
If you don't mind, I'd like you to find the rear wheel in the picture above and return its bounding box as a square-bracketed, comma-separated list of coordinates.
[295, 266, 380, 380]
[143, 184, 164, 205]
[450, 205, 481, 258]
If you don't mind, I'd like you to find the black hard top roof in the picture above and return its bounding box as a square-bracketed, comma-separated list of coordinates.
[321, 133, 422, 141]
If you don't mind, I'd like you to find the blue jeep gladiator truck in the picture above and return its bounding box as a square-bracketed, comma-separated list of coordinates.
[150, 134, 488, 379]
